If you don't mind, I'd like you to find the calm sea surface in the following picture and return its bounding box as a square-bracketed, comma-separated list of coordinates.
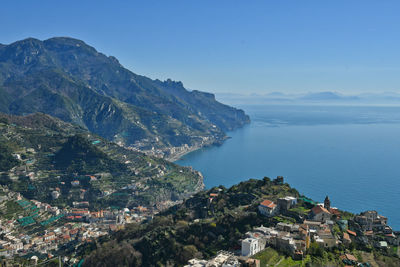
[176, 105, 400, 229]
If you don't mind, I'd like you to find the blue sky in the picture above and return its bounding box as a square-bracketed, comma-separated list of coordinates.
[1, 1, 400, 94]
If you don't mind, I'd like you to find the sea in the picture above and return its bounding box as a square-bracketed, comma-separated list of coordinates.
[176, 104, 400, 229]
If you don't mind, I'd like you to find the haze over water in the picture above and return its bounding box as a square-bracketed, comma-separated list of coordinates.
[177, 105, 400, 229]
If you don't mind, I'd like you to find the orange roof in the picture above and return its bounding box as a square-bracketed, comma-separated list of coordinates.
[347, 229, 357, 236]
[210, 193, 218, 197]
[330, 208, 341, 216]
[311, 205, 330, 215]
[364, 230, 373, 236]
[260, 200, 276, 208]
[344, 254, 357, 262]
[343, 232, 351, 241]
[70, 229, 79, 235]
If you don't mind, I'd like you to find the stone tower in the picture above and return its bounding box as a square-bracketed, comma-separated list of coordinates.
[324, 196, 331, 210]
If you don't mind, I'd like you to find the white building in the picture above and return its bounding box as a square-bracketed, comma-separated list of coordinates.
[241, 237, 262, 256]
[51, 191, 60, 200]
[258, 199, 277, 217]
[184, 258, 207, 267]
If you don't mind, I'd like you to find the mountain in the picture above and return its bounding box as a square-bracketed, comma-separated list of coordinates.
[300, 91, 360, 101]
[0, 37, 249, 156]
[0, 113, 204, 209]
[215, 91, 376, 106]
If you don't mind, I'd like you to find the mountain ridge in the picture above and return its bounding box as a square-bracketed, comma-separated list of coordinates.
[0, 37, 250, 156]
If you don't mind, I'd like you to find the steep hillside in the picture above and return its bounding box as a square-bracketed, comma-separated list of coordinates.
[0, 113, 204, 209]
[78, 178, 400, 267]
[0, 37, 249, 156]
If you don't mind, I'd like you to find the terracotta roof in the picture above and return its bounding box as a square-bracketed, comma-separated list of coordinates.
[364, 230, 373, 236]
[260, 200, 276, 208]
[344, 254, 357, 262]
[347, 229, 357, 236]
[330, 208, 341, 216]
[311, 205, 330, 215]
[343, 232, 351, 241]
[70, 229, 79, 235]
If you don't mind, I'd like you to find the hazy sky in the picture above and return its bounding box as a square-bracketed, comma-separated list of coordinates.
[1, 1, 400, 94]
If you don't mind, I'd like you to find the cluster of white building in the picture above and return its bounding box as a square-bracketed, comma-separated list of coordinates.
[185, 251, 259, 267]
[242, 195, 342, 260]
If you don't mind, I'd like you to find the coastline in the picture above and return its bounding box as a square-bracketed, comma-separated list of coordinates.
[167, 138, 230, 162]
[165, 137, 230, 162]
[165, 143, 205, 162]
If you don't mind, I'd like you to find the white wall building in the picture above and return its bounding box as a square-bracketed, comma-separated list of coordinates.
[258, 199, 277, 217]
[241, 237, 262, 256]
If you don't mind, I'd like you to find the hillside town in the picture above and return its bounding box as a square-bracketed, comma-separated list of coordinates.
[185, 189, 400, 267]
[0, 185, 173, 259]
[127, 135, 220, 161]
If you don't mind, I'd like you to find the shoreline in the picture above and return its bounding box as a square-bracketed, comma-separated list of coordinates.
[166, 138, 229, 162]
[165, 136, 231, 162]
[166, 144, 204, 162]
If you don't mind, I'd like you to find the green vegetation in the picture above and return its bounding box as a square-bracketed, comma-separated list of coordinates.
[75, 177, 400, 267]
[79, 177, 300, 266]
[253, 248, 311, 266]
[0, 113, 204, 209]
[0, 37, 249, 150]
[54, 134, 127, 174]
[0, 200, 24, 219]
[0, 142, 19, 171]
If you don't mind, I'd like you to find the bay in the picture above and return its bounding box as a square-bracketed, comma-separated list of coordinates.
[176, 104, 400, 229]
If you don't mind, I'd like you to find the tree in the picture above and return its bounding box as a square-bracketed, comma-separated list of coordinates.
[180, 245, 198, 262]
[308, 241, 323, 257]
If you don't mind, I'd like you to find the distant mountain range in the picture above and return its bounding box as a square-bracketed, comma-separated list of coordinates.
[0, 37, 249, 152]
[216, 91, 400, 106]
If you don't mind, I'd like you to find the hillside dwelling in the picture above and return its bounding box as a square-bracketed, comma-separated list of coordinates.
[242, 237, 263, 256]
[275, 236, 297, 254]
[383, 226, 393, 235]
[347, 229, 357, 237]
[310, 205, 331, 222]
[377, 241, 388, 248]
[316, 229, 337, 248]
[340, 254, 358, 264]
[185, 251, 240, 267]
[221, 256, 240, 267]
[184, 259, 208, 267]
[51, 191, 60, 200]
[277, 196, 297, 212]
[71, 180, 80, 187]
[276, 222, 299, 233]
[274, 176, 284, 185]
[342, 232, 351, 244]
[258, 199, 277, 217]
[354, 210, 388, 232]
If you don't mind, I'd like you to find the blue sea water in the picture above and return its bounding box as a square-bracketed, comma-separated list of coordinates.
[176, 105, 400, 229]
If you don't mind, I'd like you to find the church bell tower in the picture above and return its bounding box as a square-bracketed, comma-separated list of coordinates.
[324, 196, 331, 210]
